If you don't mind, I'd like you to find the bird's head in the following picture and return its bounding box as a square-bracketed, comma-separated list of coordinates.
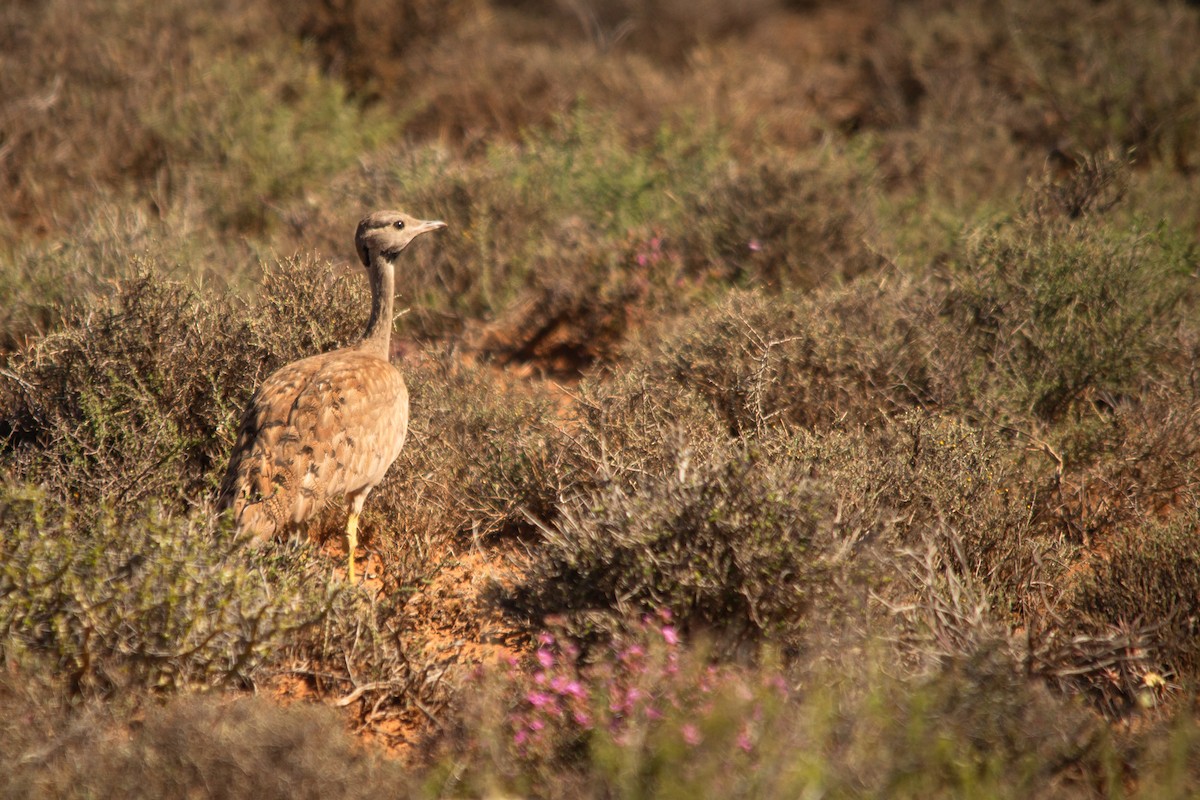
[355, 210, 447, 266]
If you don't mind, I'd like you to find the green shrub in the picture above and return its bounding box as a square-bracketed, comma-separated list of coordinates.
[0, 485, 329, 695]
[143, 45, 392, 233]
[434, 623, 1109, 800]
[953, 205, 1193, 421]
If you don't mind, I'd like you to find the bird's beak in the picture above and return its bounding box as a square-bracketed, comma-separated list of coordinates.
[416, 219, 447, 234]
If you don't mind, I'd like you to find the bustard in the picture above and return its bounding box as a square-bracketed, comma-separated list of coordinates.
[219, 210, 446, 581]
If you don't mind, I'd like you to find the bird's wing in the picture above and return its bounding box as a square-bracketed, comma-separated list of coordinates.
[218, 350, 409, 537]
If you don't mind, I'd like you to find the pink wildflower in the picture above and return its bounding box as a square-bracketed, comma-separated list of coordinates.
[564, 680, 586, 699]
[681, 723, 702, 746]
[737, 728, 753, 753]
[572, 710, 592, 727]
[748, 239, 763, 252]
[527, 691, 553, 708]
[537, 632, 555, 647]
[537, 648, 555, 669]
[661, 626, 679, 646]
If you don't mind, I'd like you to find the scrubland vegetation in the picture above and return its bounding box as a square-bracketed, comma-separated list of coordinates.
[2, 0, 1200, 796]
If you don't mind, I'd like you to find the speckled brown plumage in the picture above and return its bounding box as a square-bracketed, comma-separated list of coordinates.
[219, 210, 445, 581]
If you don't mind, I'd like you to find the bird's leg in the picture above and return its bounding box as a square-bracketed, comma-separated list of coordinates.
[345, 492, 370, 582]
[346, 511, 360, 582]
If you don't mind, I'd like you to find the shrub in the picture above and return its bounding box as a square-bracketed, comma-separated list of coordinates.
[797, 410, 1036, 600]
[512, 436, 829, 651]
[627, 284, 961, 436]
[143, 45, 392, 233]
[354, 346, 562, 571]
[434, 618, 1110, 800]
[0, 485, 329, 695]
[0, 685, 411, 800]
[434, 614, 795, 799]
[1, 257, 367, 511]
[1073, 507, 1200, 684]
[0, 0, 330, 243]
[952, 202, 1193, 421]
[1009, 0, 1200, 164]
[678, 145, 883, 290]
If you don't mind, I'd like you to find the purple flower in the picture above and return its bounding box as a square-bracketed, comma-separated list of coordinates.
[537, 648, 555, 669]
[661, 626, 679, 646]
[572, 710, 592, 727]
[537, 632, 555, 647]
[514, 729, 528, 746]
[564, 680, 586, 698]
[527, 691, 553, 708]
[530, 718, 545, 731]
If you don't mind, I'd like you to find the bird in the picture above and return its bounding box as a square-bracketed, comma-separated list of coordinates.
[219, 210, 446, 581]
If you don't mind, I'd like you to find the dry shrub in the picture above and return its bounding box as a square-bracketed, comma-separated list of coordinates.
[142, 43, 392, 234]
[0, 203, 225, 354]
[467, 222, 649, 374]
[627, 284, 961, 436]
[0, 0, 302, 241]
[512, 426, 832, 651]
[801, 411, 1036, 597]
[360, 347, 561, 556]
[679, 146, 884, 290]
[1009, 0, 1200, 166]
[1047, 383, 1200, 544]
[1074, 507, 1200, 684]
[859, 0, 1041, 206]
[538, 0, 780, 64]
[285, 584, 454, 732]
[863, 0, 1200, 207]
[272, 0, 478, 98]
[0, 687, 410, 800]
[1, 256, 366, 511]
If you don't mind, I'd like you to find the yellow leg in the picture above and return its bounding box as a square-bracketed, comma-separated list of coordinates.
[346, 509, 360, 582]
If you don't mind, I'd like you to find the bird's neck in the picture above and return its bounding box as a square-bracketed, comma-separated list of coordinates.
[360, 252, 395, 357]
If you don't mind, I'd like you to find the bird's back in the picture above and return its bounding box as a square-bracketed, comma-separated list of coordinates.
[219, 347, 409, 541]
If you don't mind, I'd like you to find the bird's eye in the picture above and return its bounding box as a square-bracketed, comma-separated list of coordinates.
[393, 220, 405, 230]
